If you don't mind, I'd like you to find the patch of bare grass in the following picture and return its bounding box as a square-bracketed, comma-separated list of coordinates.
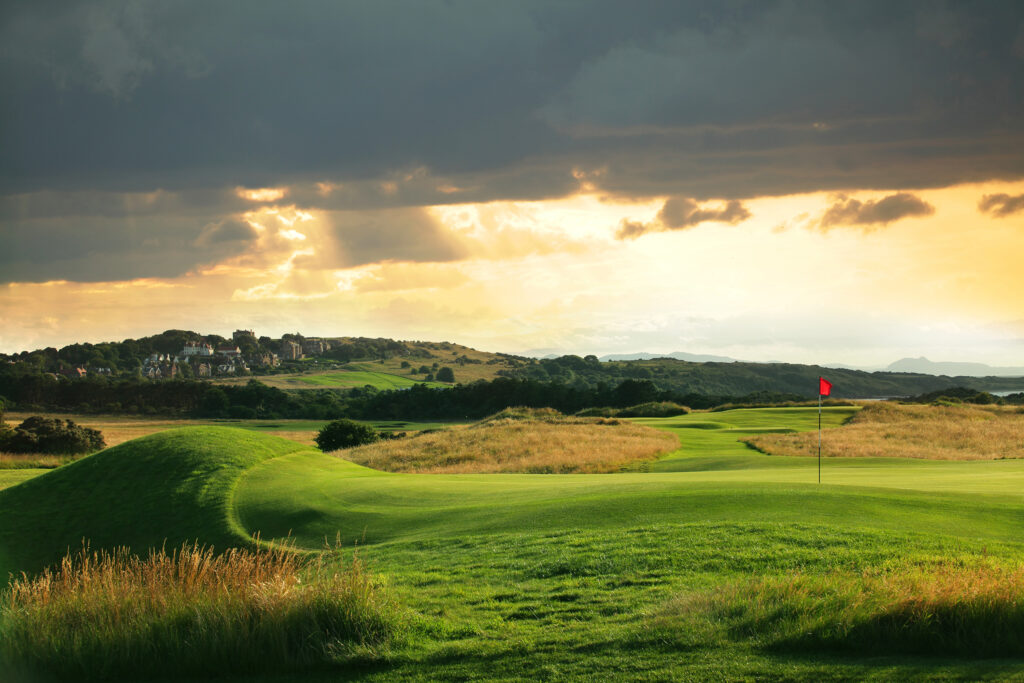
[745, 402, 1024, 461]
[344, 408, 678, 473]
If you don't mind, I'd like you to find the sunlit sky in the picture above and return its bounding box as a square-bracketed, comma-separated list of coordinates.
[2, 2, 1023, 366]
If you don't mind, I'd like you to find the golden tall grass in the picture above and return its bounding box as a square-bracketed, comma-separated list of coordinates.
[345, 410, 679, 474]
[745, 402, 1024, 461]
[0, 542, 402, 679]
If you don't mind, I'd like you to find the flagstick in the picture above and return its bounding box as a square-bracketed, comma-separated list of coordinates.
[818, 391, 822, 484]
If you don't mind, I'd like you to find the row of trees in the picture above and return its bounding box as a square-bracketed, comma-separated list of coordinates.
[501, 354, 1024, 398]
[0, 373, 812, 421]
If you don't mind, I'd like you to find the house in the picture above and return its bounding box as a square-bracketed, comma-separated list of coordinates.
[60, 366, 87, 379]
[182, 342, 214, 357]
[216, 345, 241, 357]
[252, 352, 280, 368]
[302, 339, 330, 356]
[232, 329, 256, 342]
[280, 340, 302, 360]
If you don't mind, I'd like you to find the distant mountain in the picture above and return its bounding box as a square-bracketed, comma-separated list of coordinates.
[598, 351, 741, 363]
[887, 357, 1024, 378]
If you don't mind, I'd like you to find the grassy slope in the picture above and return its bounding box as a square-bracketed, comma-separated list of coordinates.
[4, 409, 1024, 679]
[0, 469, 45, 492]
[0, 428, 309, 580]
[295, 370, 447, 389]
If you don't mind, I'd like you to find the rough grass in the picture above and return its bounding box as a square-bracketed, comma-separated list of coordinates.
[744, 402, 1024, 461]
[343, 409, 678, 474]
[0, 452, 75, 469]
[648, 563, 1024, 658]
[0, 543, 402, 680]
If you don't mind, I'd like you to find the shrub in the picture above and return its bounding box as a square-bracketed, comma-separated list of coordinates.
[0, 543, 403, 680]
[575, 407, 617, 417]
[616, 401, 690, 418]
[436, 367, 455, 383]
[316, 418, 379, 452]
[0, 416, 105, 455]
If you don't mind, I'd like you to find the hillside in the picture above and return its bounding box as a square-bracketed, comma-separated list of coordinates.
[0, 428, 311, 580]
[506, 356, 1024, 398]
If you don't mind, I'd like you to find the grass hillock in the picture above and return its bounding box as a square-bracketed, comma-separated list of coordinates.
[0, 427, 311, 581]
[0, 543, 403, 680]
[341, 408, 678, 474]
[745, 402, 1024, 461]
[647, 563, 1024, 658]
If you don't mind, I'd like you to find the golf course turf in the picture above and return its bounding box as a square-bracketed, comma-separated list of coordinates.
[2, 407, 1023, 680]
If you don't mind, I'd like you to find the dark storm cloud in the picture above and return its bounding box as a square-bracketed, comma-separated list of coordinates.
[978, 193, 1024, 217]
[193, 218, 258, 246]
[2, 1, 1023, 279]
[817, 192, 935, 229]
[0, 213, 258, 283]
[3, 0, 1023, 201]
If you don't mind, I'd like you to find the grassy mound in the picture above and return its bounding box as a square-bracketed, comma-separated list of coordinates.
[341, 410, 678, 474]
[745, 402, 1024, 461]
[649, 564, 1024, 658]
[0, 543, 402, 680]
[0, 427, 311, 580]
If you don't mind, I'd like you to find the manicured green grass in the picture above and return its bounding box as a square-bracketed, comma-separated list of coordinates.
[295, 371, 448, 389]
[0, 428, 307, 581]
[3, 408, 1024, 680]
[0, 469, 45, 491]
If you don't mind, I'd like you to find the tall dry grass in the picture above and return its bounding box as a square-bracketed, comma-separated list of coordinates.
[650, 563, 1024, 657]
[0, 452, 75, 469]
[0, 543, 403, 680]
[345, 409, 678, 474]
[745, 402, 1024, 461]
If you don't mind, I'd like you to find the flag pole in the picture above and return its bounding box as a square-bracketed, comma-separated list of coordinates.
[818, 387, 822, 484]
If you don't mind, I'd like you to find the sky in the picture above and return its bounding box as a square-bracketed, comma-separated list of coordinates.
[2, 1, 1023, 366]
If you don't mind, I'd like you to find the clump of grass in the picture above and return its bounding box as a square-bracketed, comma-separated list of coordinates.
[0, 452, 76, 469]
[745, 402, 1024, 460]
[0, 542, 403, 680]
[343, 411, 678, 474]
[648, 564, 1024, 658]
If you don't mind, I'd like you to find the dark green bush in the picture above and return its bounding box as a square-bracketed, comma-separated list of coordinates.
[315, 419, 379, 452]
[616, 402, 690, 418]
[0, 416, 105, 455]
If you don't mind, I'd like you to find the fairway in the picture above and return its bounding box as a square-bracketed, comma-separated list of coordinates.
[295, 370, 448, 389]
[3, 406, 1024, 680]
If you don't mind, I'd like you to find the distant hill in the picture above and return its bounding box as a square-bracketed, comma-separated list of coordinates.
[598, 351, 742, 363]
[505, 355, 1024, 398]
[887, 357, 1024, 378]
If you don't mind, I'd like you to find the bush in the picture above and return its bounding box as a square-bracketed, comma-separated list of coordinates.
[315, 419, 379, 452]
[616, 401, 690, 418]
[0, 416, 105, 455]
[436, 367, 455, 383]
[575, 407, 618, 417]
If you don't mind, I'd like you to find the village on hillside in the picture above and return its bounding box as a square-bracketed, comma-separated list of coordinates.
[55, 330, 340, 380]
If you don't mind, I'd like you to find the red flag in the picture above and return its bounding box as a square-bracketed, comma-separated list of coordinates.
[819, 377, 832, 397]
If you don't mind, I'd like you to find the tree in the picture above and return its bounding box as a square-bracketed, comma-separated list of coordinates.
[0, 416, 105, 455]
[315, 419, 379, 452]
[436, 367, 455, 383]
